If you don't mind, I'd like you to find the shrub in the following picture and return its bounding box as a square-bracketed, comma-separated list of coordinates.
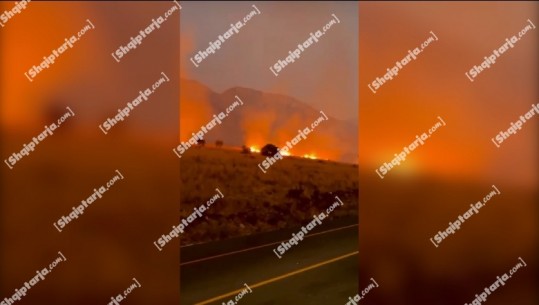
[261, 144, 279, 157]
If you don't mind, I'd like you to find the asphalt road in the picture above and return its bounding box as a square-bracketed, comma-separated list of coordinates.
[180, 219, 358, 305]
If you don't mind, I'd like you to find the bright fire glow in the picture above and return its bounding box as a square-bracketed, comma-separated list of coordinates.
[249, 145, 320, 160]
[303, 154, 317, 160]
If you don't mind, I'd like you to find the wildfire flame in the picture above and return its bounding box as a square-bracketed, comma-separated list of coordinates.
[303, 154, 317, 160]
[248, 145, 320, 160]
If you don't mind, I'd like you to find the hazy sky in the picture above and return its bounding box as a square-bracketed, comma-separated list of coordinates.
[180, 1, 359, 121]
[1, 2, 179, 134]
[359, 1, 538, 187]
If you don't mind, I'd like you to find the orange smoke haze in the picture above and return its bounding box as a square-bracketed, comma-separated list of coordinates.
[359, 2, 538, 187]
[242, 110, 347, 161]
[1, 3, 93, 129]
[179, 2, 358, 163]
[179, 80, 214, 141]
[241, 107, 277, 149]
[178, 76, 353, 162]
[179, 30, 215, 141]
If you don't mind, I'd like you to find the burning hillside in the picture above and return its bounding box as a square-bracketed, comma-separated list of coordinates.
[179, 78, 358, 163]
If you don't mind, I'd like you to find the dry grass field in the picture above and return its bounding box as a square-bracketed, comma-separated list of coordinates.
[179, 145, 359, 246]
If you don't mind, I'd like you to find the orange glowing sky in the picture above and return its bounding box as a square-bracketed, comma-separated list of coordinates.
[4, 2, 535, 185]
[359, 2, 538, 187]
[179, 2, 359, 163]
[180, 1, 359, 121]
[2, 2, 179, 138]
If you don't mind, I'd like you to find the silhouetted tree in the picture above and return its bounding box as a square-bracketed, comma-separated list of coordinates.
[261, 144, 279, 157]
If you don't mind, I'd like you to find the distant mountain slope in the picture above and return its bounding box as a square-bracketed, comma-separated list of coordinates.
[180, 78, 358, 163]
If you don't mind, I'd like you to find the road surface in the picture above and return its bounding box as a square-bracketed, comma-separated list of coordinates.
[180, 218, 358, 304]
